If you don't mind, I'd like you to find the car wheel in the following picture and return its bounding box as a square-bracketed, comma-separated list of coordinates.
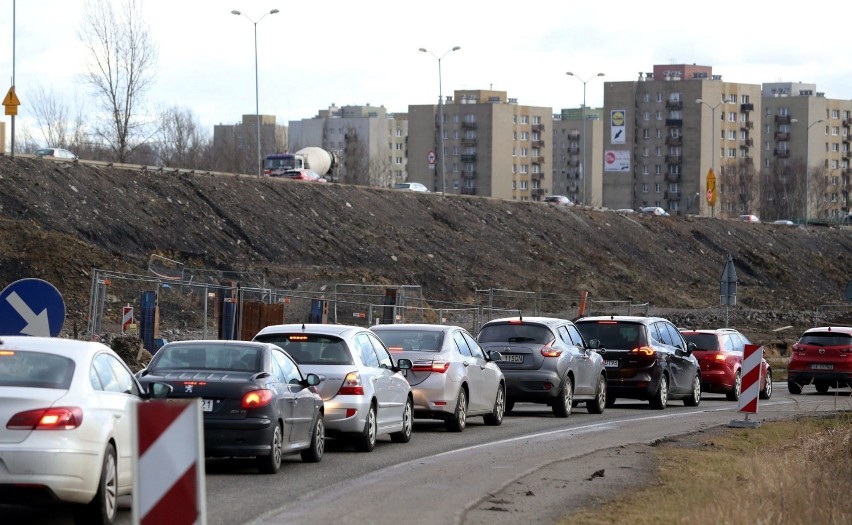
[300, 416, 325, 463]
[391, 397, 413, 443]
[684, 374, 701, 407]
[815, 381, 830, 394]
[552, 375, 573, 418]
[759, 369, 772, 400]
[787, 380, 803, 395]
[505, 399, 515, 413]
[446, 388, 468, 432]
[587, 374, 607, 414]
[650, 374, 668, 409]
[605, 395, 616, 408]
[726, 371, 741, 401]
[484, 383, 505, 426]
[354, 404, 377, 452]
[73, 443, 118, 525]
[257, 423, 283, 474]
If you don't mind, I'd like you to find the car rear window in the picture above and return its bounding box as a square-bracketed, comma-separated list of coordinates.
[151, 344, 261, 371]
[798, 333, 852, 347]
[254, 334, 353, 365]
[575, 321, 648, 349]
[477, 323, 553, 344]
[0, 350, 75, 389]
[682, 333, 720, 351]
[371, 329, 444, 352]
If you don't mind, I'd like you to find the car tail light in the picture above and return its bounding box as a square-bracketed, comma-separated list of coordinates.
[540, 341, 562, 358]
[714, 353, 726, 361]
[631, 346, 656, 356]
[241, 389, 273, 409]
[7, 407, 83, 430]
[412, 361, 450, 373]
[387, 346, 404, 353]
[337, 372, 364, 396]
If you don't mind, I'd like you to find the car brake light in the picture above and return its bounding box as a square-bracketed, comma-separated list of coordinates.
[412, 361, 450, 373]
[7, 407, 84, 430]
[241, 389, 273, 409]
[387, 346, 404, 353]
[631, 346, 655, 356]
[0, 350, 15, 356]
[597, 321, 618, 324]
[714, 354, 726, 361]
[540, 341, 562, 358]
[337, 372, 364, 395]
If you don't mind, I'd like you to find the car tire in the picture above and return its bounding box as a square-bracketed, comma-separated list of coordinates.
[552, 375, 573, 418]
[300, 416, 325, 463]
[73, 443, 118, 525]
[684, 374, 701, 407]
[391, 397, 413, 443]
[759, 369, 772, 400]
[505, 399, 515, 413]
[587, 374, 607, 414]
[726, 371, 741, 401]
[257, 423, 283, 474]
[605, 395, 616, 408]
[354, 404, 377, 452]
[787, 380, 803, 395]
[484, 383, 505, 426]
[650, 374, 668, 410]
[446, 388, 468, 432]
[815, 381, 830, 394]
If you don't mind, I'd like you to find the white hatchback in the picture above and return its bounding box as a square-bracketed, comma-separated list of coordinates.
[0, 336, 167, 525]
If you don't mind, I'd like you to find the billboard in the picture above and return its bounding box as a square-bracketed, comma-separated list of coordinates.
[604, 150, 631, 172]
[610, 110, 626, 144]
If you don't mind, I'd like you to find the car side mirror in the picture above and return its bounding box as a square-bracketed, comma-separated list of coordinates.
[488, 350, 503, 362]
[686, 342, 697, 355]
[395, 358, 413, 370]
[587, 338, 601, 350]
[147, 382, 173, 399]
[304, 373, 321, 387]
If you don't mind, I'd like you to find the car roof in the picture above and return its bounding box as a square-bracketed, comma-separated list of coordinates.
[0, 336, 111, 358]
[161, 340, 274, 349]
[482, 316, 574, 327]
[255, 323, 365, 338]
[371, 323, 460, 332]
[801, 326, 852, 336]
[576, 315, 670, 325]
[680, 328, 741, 335]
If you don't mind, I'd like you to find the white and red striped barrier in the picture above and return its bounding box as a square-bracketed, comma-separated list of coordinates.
[122, 305, 134, 334]
[738, 343, 763, 414]
[133, 399, 206, 525]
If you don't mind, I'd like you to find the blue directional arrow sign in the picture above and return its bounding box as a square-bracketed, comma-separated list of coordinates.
[0, 278, 66, 337]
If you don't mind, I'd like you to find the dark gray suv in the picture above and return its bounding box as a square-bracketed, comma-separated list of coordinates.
[477, 316, 607, 417]
[575, 316, 701, 409]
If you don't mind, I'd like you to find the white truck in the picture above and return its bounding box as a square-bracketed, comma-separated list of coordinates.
[263, 147, 337, 178]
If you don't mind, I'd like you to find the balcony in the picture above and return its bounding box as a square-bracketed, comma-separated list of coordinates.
[844, 117, 852, 128]
[462, 171, 477, 179]
[665, 136, 682, 146]
[461, 121, 477, 130]
[566, 130, 580, 139]
[665, 99, 683, 109]
[775, 132, 790, 141]
[532, 140, 545, 148]
[532, 123, 545, 132]
[460, 154, 477, 162]
[567, 146, 580, 154]
[461, 187, 476, 195]
[740, 139, 753, 149]
[665, 172, 682, 182]
[741, 103, 754, 113]
[531, 172, 544, 180]
[532, 156, 546, 164]
[775, 115, 792, 125]
[740, 121, 754, 130]
[665, 155, 682, 165]
[774, 148, 790, 158]
[665, 118, 683, 127]
[461, 138, 477, 146]
[665, 191, 681, 201]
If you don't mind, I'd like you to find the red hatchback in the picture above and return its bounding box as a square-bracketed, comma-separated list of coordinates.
[680, 328, 772, 401]
[788, 326, 852, 394]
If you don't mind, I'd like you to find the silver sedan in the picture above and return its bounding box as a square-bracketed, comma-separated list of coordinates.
[371, 324, 506, 432]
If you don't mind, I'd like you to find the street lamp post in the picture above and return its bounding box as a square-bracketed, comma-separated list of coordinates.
[231, 8, 279, 177]
[696, 99, 724, 217]
[791, 117, 824, 225]
[420, 46, 460, 196]
[566, 72, 604, 207]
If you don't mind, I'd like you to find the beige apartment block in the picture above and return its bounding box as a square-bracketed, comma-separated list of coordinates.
[603, 64, 762, 217]
[289, 104, 409, 187]
[408, 90, 552, 199]
[552, 108, 604, 206]
[761, 83, 852, 222]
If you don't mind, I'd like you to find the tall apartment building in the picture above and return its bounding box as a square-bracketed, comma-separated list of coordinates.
[289, 104, 408, 187]
[408, 90, 552, 200]
[761, 82, 852, 221]
[552, 108, 604, 206]
[212, 114, 287, 174]
[602, 64, 762, 217]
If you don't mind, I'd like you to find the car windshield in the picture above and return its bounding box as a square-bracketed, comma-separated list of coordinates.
[0, 350, 75, 389]
[682, 333, 720, 351]
[372, 329, 444, 352]
[254, 334, 353, 365]
[151, 343, 261, 371]
[478, 323, 552, 344]
[798, 333, 852, 347]
[576, 321, 647, 349]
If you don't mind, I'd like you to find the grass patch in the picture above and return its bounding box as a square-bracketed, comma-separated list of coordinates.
[559, 414, 852, 525]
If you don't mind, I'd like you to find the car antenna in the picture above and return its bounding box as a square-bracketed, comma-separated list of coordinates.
[301, 323, 306, 331]
[518, 310, 523, 322]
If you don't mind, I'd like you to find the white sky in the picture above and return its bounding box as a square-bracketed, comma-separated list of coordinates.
[1, 0, 850, 147]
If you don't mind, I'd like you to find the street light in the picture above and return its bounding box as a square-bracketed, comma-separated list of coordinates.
[231, 8, 279, 177]
[696, 99, 724, 217]
[790, 117, 824, 225]
[566, 72, 604, 207]
[687, 192, 700, 214]
[420, 46, 460, 196]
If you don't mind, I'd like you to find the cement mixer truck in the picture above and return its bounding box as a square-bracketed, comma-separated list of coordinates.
[263, 147, 338, 178]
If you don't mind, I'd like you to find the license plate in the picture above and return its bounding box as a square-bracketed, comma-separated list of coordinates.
[500, 354, 523, 363]
[201, 399, 214, 412]
[604, 360, 619, 368]
[811, 364, 834, 370]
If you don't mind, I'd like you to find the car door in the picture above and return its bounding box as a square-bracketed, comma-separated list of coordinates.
[367, 333, 408, 429]
[558, 325, 593, 395]
[266, 350, 298, 444]
[272, 349, 314, 445]
[565, 323, 598, 395]
[461, 330, 501, 413]
[661, 322, 694, 394]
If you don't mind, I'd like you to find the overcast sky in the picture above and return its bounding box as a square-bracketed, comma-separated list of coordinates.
[1, 0, 849, 148]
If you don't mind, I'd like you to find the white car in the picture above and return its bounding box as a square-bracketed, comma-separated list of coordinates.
[33, 147, 78, 160]
[393, 182, 429, 192]
[639, 206, 670, 216]
[0, 336, 168, 525]
[253, 324, 413, 452]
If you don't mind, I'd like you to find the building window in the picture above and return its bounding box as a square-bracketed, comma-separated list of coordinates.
[655, 165, 662, 175]
[642, 129, 650, 139]
[520, 164, 528, 174]
[643, 111, 650, 121]
[521, 115, 529, 124]
[520, 180, 528, 190]
[728, 148, 736, 157]
[533, 115, 541, 124]
[521, 148, 528, 157]
[521, 131, 529, 141]
[642, 183, 649, 193]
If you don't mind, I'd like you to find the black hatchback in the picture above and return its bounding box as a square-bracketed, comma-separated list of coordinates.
[575, 316, 701, 409]
[136, 340, 325, 474]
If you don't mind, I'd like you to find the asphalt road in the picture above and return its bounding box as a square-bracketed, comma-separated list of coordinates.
[4, 384, 850, 525]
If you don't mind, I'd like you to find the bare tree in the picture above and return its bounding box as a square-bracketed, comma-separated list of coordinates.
[154, 106, 212, 169]
[342, 127, 369, 185]
[759, 158, 806, 221]
[79, 0, 157, 162]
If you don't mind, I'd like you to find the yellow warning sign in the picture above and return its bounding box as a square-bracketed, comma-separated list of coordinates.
[4, 86, 21, 116]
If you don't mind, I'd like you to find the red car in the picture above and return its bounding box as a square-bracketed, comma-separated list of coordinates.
[680, 328, 772, 401]
[788, 326, 852, 394]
